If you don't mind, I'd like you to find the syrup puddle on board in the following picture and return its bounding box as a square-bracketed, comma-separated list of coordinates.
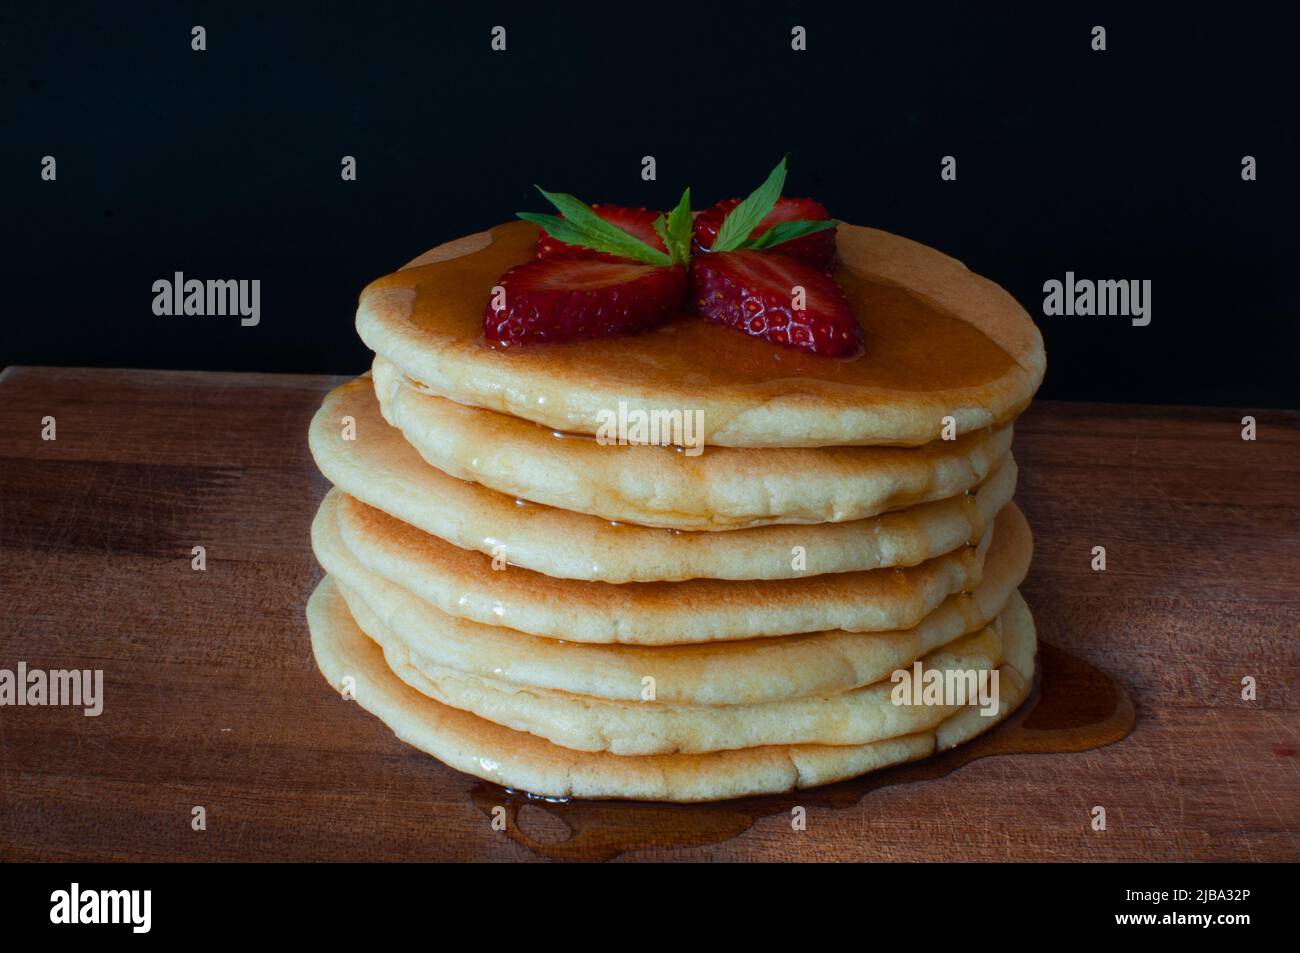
[469, 643, 1135, 861]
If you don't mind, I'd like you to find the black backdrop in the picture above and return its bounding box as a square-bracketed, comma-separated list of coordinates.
[5, 3, 1297, 407]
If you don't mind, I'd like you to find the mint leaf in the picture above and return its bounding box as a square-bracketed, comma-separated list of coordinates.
[652, 189, 693, 266]
[517, 212, 619, 252]
[741, 218, 839, 251]
[709, 156, 789, 252]
[660, 187, 693, 266]
[653, 214, 670, 244]
[519, 187, 673, 266]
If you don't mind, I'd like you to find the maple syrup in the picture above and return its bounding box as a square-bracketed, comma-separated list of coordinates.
[469, 643, 1134, 861]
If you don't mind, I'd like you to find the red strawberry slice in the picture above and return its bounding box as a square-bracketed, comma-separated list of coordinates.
[485, 257, 686, 346]
[692, 196, 837, 271]
[535, 205, 667, 261]
[689, 250, 860, 357]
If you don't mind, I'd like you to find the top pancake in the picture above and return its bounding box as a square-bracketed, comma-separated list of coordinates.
[356, 220, 1045, 448]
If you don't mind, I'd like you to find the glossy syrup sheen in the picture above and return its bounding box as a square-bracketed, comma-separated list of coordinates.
[378, 221, 1017, 397]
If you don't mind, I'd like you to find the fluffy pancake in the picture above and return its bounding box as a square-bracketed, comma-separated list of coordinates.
[356, 221, 1045, 449]
[308, 577, 1035, 801]
[309, 377, 1018, 582]
[937, 592, 1034, 751]
[372, 353, 1014, 529]
[368, 612, 1015, 755]
[314, 505, 1031, 704]
[326, 488, 1026, 644]
[316, 491, 1027, 646]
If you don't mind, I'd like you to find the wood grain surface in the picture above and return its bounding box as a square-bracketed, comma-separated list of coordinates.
[0, 365, 1295, 862]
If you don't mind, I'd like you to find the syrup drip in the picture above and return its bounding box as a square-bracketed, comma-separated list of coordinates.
[469, 643, 1134, 861]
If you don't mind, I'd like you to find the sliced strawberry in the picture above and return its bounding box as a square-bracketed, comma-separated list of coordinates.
[692, 196, 837, 271]
[689, 250, 860, 357]
[485, 257, 686, 346]
[535, 205, 667, 261]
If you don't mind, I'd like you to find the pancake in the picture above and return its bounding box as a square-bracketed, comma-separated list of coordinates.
[316, 491, 1027, 646]
[314, 506, 1031, 704]
[309, 377, 1018, 582]
[372, 353, 1014, 529]
[326, 488, 1026, 644]
[368, 612, 1015, 755]
[355, 221, 1045, 449]
[937, 592, 1034, 750]
[308, 577, 1035, 801]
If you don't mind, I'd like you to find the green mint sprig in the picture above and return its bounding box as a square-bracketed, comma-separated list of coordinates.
[518, 187, 685, 267]
[653, 188, 693, 266]
[742, 217, 839, 250]
[517, 156, 834, 265]
[708, 155, 837, 253]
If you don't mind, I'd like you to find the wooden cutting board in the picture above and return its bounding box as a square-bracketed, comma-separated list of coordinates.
[0, 365, 1295, 861]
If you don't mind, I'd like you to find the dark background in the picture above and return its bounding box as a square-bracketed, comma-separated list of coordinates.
[4, 3, 1296, 407]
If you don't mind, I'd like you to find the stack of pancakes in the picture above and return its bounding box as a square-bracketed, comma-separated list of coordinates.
[307, 221, 1046, 802]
